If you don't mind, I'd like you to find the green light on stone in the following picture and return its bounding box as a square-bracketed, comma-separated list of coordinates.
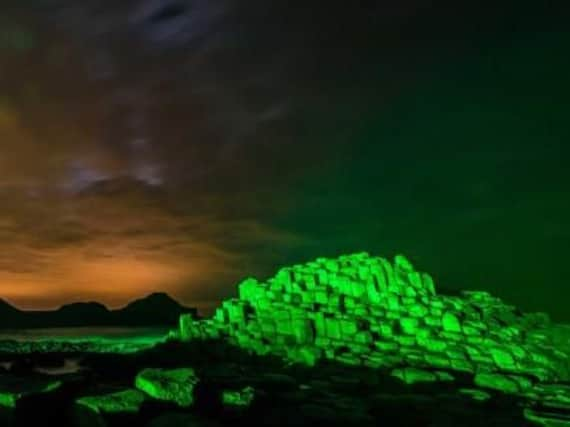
[135, 368, 198, 408]
[76, 389, 147, 414]
[177, 251, 570, 387]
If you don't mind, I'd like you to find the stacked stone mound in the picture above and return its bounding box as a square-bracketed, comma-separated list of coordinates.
[179, 252, 569, 383]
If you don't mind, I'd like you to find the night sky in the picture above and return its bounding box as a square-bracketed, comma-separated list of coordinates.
[1, 1, 569, 321]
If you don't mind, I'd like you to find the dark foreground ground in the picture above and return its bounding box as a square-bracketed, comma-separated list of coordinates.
[1, 338, 568, 427]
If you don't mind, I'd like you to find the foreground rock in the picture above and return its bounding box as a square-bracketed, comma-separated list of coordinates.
[135, 368, 199, 407]
[524, 407, 570, 426]
[73, 389, 147, 427]
[222, 386, 255, 408]
[76, 388, 147, 414]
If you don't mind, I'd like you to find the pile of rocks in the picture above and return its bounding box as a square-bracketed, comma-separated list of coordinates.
[179, 252, 569, 387]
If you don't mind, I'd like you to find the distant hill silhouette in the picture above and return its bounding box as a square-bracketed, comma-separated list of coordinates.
[0, 293, 197, 329]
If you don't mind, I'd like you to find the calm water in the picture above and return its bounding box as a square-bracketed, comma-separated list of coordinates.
[0, 327, 169, 342]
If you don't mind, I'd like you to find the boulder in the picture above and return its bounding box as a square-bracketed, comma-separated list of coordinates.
[75, 389, 147, 415]
[135, 368, 199, 407]
[73, 389, 147, 427]
[222, 386, 255, 408]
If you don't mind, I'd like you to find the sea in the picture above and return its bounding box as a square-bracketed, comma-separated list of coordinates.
[0, 327, 170, 375]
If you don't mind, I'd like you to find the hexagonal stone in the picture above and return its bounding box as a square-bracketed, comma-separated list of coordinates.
[468, 352, 495, 365]
[378, 323, 394, 338]
[404, 286, 417, 298]
[391, 367, 438, 384]
[394, 335, 416, 347]
[466, 335, 484, 345]
[401, 296, 418, 306]
[394, 254, 415, 273]
[400, 317, 420, 335]
[339, 319, 359, 335]
[446, 347, 468, 360]
[374, 341, 399, 353]
[324, 318, 342, 340]
[421, 273, 436, 295]
[489, 348, 516, 370]
[421, 338, 447, 353]
[408, 304, 429, 318]
[354, 331, 373, 345]
[424, 316, 442, 327]
[386, 311, 401, 320]
[442, 312, 462, 333]
[462, 325, 482, 336]
[387, 295, 400, 311]
[474, 373, 521, 395]
[440, 331, 463, 341]
[222, 386, 255, 408]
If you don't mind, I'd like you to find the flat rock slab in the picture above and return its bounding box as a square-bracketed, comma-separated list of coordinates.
[76, 389, 147, 415]
[222, 386, 255, 408]
[135, 368, 199, 407]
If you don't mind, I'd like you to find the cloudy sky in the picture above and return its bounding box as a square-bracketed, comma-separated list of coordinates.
[0, 1, 569, 320]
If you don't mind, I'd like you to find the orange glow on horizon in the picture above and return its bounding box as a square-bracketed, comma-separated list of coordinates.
[0, 252, 234, 311]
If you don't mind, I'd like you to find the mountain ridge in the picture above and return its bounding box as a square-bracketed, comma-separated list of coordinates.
[0, 292, 197, 329]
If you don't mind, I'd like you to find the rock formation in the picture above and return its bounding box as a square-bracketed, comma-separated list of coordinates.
[179, 252, 569, 389]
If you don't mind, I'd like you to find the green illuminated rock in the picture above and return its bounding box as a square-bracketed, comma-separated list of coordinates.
[222, 386, 255, 408]
[76, 389, 147, 415]
[135, 368, 198, 408]
[390, 367, 454, 384]
[177, 252, 570, 386]
[473, 373, 523, 394]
